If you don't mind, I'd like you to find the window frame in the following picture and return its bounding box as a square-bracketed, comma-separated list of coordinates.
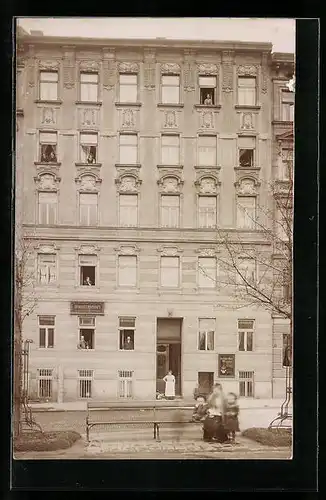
[37, 369, 53, 399]
[161, 74, 180, 104]
[118, 317, 136, 351]
[38, 316, 55, 349]
[198, 75, 217, 105]
[238, 136, 256, 168]
[79, 71, 99, 103]
[197, 195, 218, 229]
[39, 130, 58, 163]
[237, 76, 257, 106]
[238, 370, 255, 398]
[236, 195, 257, 230]
[118, 193, 138, 227]
[118, 73, 138, 103]
[37, 253, 57, 285]
[197, 134, 217, 167]
[78, 316, 96, 350]
[119, 132, 139, 165]
[78, 254, 98, 287]
[39, 70, 59, 102]
[78, 369, 94, 398]
[160, 255, 181, 289]
[118, 254, 138, 288]
[238, 319, 255, 352]
[160, 133, 180, 166]
[236, 258, 257, 285]
[79, 132, 98, 164]
[197, 256, 217, 289]
[198, 318, 216, 351]
[281, 89, 294, 122]
[38, 191, 58, 225]
[79, 192, 99, 226]
[160, 194, 180, 228]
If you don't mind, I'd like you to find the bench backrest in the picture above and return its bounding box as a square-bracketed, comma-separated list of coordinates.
[87, 402, 194, 423]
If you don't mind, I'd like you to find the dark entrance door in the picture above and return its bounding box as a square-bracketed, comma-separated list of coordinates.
[156, 318, 182, 396]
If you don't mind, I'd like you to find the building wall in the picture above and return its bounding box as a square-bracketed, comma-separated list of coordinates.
[17, 36, 293, 401]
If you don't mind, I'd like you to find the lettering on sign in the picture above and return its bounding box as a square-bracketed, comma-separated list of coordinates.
[218, 354, 235, 377]
[70, 301, 105, 315]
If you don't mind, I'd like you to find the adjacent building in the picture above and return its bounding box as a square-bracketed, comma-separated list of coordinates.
[16, 30, 294, 402]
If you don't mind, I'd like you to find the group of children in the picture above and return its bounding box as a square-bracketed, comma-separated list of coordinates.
[192, 383, 240, 443]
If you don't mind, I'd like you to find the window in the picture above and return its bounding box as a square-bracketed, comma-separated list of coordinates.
[80, 72, 98, 102]
[38, 369, 53, 399]
[160, 256, 180, 288]
[38, 192, 57, 225]
[119, 194, 138, 227]
[282, 333, 292, 367]
[237, 196, 256, 229]
[161, 75, 180, 104]
[281, 90, 294, 121]
[199, 76, 216, 105]
[78, 370, 93, 398]
[39, 131, 57, 163]
[39, 71, 58, 101]
[118, 255, 137, 287]
[239, 371, 254, 397]
[161, 195, 180, 228]
[78, 317, 95, 349]
[198, 372, 214, 395]
[238, 76, 256, 106]
[79, 255, 96, 286]
[280, 148, 293, 180]
[161, 134, 180, 165]
[198, 318, 215, 351]
[80, 133, 98, 164]
[198, 196, 217, 228]
[237, 258, 256, 284]
[119, 318, 135, 350]
[238, 136, 255, 167]
[276, 206, 292, 241]
[238, 319, 254, 352]
[119, 134, 138, 164]
[79, 193, 98, 226]
[118, 370, 134, 398]
[119, 74, 137, 102]
[198, 136, 216, 166]
[38, 254, 57, 284]
[38, 316, 55, 348]
[198, 257, 216, 288]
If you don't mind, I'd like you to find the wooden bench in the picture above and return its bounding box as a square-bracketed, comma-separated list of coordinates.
[86, 401, 200, 442]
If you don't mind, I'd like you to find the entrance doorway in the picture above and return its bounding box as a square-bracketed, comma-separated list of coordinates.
[156, 318, 182, 396]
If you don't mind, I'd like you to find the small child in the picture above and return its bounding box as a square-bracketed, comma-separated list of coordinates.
[224, 392, 240, 442]
[192, 395, 208, 422]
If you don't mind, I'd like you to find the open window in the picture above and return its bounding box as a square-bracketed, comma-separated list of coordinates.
[238, 136, 255, 167]
[78, 317, 95, 349]
[80, 133, 98, 164]
[39, 131, 57, 163]
[79, 255, 96, 286]
[199, 76, 216, 105]
[119, 317, 135, 350]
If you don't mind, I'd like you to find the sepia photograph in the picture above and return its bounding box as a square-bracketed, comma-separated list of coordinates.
[13, 17, 295, 461]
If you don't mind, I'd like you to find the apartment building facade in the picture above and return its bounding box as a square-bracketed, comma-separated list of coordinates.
[15, 31, 294, 402]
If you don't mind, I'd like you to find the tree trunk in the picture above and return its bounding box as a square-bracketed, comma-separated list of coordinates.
[13, 338, 22, 438]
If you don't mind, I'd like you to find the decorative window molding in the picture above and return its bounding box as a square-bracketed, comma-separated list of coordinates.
[75, 244, 100, 255]
[78, 108, 99, 128]
[102, 47, 116, 90]
[163, 110, 178, 129]
[240, 112, 255, 130]
[183, 50, 196, 92]
[143, 48, 156, 90]
[79, 60, 100, 72]
[121, 108, 136, 129]
[197, 63, 219, 75]
[157, 246, 183, 256]
[34, 243, 60, 253]
[157, 174, 184, 193]
[160, 63, 181, 75]
[198, 109, 216, 130]
[195, 247, 219, 257]
[75, 172, 102, 192]
[118, 62, 139, 73]
[114, 244, 140, 255]
[62, 47, 76, 89]
[237, 65, 259, 76]
[40, 107, 58, 126]
[261, 52, 269, 94]
[234, 176, 260, 195]
[34, 172, 61, 191]
[38, 59, 61, 71]
[222, 50, 234, 93]
[194, 175, 221, 195]
[115, 172, 142, 193]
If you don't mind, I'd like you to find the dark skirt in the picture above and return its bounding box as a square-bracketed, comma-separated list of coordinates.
[203, 415, 228, 443]
[224, 415, 240, 432]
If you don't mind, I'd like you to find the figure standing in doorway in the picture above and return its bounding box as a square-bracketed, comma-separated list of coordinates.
[163, 370, 175, 400]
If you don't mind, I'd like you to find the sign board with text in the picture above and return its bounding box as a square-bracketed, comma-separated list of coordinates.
[218, 354, 235, 378]
[70, 301, 105, 315]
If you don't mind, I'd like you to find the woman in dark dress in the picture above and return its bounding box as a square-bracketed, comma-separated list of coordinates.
[224, 392, 240, 442]
[203, 383, 228, 443]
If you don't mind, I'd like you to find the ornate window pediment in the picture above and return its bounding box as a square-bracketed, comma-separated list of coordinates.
[115, 173, 142, 193]
[38, 59, 61, 71]
[237, 65, 258, 76]
[118, 62, 139, 73]
[34, 172, 61, 191]
[75, 244, 100, 254]
[194, 175, 220, 194]
[197, 63, 219, 75]
[195, 247, 219, 257]
[157, 246, 183, 256]
[160, 63, 181, 75]
[235, 177, 260, 195]
[114, 244, 140, 255]
[157, 174, 184, 193]
[79, 60, 100, 72]
[34, 243, 60, 253]
[75, 172, 102, 192]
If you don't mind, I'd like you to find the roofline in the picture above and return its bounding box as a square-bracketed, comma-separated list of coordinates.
[272, 52, 295, 63]
[17, 33, 273, 52]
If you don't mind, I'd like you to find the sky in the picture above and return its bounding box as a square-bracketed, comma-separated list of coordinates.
[17, 18, 295, 53]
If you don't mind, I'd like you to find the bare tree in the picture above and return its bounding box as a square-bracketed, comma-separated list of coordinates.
[13, 235, 38, 438]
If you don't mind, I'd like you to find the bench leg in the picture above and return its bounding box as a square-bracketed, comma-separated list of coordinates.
[153, 423, 156, 440]
[156, 424, 160, 442]
[86, 418, 89, 443]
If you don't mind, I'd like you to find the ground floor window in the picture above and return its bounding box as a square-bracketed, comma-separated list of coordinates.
[38, 369, 53, 399]
[118, 370, 133, 398]
[78, 369, 93, 398]
[78, 316, 95, 349]
[198, 371, 214, 395]
[239, 370, 254, 397]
